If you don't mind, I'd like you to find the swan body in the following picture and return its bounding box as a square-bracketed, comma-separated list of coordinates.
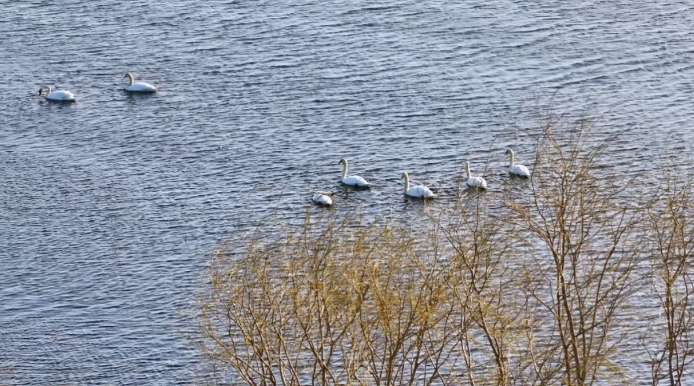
[312, 192, 334, 206]
[38, 86, 75, 102]
[401, 172, 435, 198]
[506, 149, 530, 178]
[338, 158, 370, 187]
[124, 72, 157, 93]
[465, 161, 487, 189]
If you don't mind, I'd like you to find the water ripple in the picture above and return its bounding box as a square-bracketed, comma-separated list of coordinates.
[3, 0, 694, 383]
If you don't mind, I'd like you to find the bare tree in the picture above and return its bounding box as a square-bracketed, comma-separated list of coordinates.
[645, 172, 694, 385]
[197, 211, 467, 385]
[507, 118, 643, 385]
[432, 188, 530, 386]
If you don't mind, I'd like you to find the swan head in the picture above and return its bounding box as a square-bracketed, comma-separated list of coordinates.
[38, 85, 50, 96]
[124, 72, 135, 85]
[505, 149, 512, 155]
[401, 172, 408, 179]
[338, 158, 347, 165]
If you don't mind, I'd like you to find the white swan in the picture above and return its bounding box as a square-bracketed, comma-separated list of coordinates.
[465, 161, 487, 190]
[38, 86, 75, 102]
[311, 192, 334, 206]
[401, 172, 435, 198]
[506, 149, 530, 178]
[338, 158, 370, 187]
[124, 72, 157, 93]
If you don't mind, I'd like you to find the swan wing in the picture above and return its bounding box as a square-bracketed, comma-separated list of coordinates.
[47, 90, 75, 101]
[510, 164, 530, 177]
[467, 177, 487, 189]
[125, 82, 157, 93]
[342, 175, 370, 187]
[407, 185, 435, 198]
[312, 194, 333, 206]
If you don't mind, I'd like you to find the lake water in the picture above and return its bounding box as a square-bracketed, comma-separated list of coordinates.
[2, 0, 694, 384]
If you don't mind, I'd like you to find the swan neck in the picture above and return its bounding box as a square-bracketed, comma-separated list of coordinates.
[465, 162, 471, 177]
[126, 73, 134, 86]
[403, 173, 409, 193]
[509, 150, 515, 166]
[341, 160, 348, 180]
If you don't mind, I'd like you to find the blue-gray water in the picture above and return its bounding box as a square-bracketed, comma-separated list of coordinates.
[2, 0, 694, 384]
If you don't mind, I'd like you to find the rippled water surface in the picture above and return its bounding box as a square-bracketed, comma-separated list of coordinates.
[3, 0, 694, 384]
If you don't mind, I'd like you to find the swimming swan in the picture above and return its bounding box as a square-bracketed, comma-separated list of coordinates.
[123, 72, 157, 93]
[506, 149, 530, 178]
[465, 161, 487, 189]
[38, 86, 75, 102]
[401, 172, 435, 198]
[338, 158, 370, 187]
[311, 192, 335, 206]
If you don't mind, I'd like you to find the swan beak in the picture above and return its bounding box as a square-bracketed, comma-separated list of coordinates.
[38, 89, 41, 96]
